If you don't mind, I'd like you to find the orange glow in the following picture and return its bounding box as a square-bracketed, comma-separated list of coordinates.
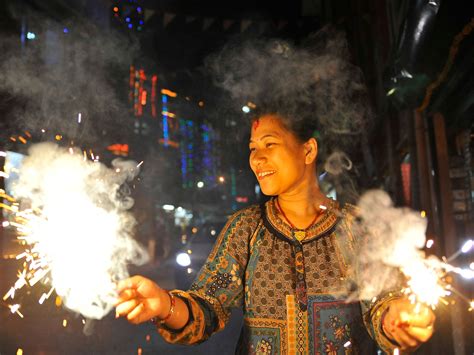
[141, 90, 147, 106]
[113, 7, 119, 12]
[151, 75, 158, 117]
[18, 136, 27, 144]
[161, 111, 176, 118]
[161, 89, 177, 97]
[158, 138, 179, 148]
[129, 65, 135, 88]
[55, 135, 62, 141]
[9, 137, 16, 142]
[107, 144, 129, 156]
[24, 131, 32, 138]
[198, 101, 204, 107]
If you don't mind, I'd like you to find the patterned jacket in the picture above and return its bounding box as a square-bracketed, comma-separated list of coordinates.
[158, 198, 399, 354]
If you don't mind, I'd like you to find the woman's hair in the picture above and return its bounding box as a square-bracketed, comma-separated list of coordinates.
[207, 26, 373, 163]
[250, 102, 318, 144]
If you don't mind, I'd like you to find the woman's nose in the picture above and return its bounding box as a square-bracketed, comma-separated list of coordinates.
[250, 150, 266, 166]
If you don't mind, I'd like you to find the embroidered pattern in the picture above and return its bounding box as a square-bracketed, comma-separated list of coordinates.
[286, 294, 309, 354]
[206, 272, 232, 297]
[157, 202, 398, 354]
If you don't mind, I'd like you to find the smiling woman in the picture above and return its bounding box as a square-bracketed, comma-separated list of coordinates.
[115, 31, 436, 354]
[116, 109, 435, 354]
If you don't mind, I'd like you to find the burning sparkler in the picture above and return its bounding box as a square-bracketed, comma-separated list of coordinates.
[1, 143, 148, 319]
[355, 190, 473, 311]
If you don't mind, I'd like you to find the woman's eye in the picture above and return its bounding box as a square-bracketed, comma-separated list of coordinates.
[249, 147, 256, 152]
[266, 143, 275, 148]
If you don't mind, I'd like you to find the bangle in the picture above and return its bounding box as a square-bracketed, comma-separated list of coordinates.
[152, 291, 175, 325]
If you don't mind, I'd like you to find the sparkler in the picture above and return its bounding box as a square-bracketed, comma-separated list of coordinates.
[1, 143, 148, 319]
[356, 190, 473, 312]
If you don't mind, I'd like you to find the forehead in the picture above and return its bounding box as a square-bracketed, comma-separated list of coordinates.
[250, 115, 289, 141]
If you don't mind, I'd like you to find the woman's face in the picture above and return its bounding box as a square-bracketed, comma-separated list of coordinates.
[249, 115, 309, 196]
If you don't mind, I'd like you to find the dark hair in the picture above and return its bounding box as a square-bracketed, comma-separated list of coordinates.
[250, 102, 319, 144]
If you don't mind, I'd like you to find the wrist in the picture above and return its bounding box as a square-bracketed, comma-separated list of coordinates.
[157, 290, 175, 323]
[381, 307, 394, 340]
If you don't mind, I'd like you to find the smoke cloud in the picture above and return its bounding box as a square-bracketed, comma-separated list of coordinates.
[349, 190, 428, 300]
[0, 7, 137, 146]
[12, 142, 148, 319]
[206, 26, 373, 162]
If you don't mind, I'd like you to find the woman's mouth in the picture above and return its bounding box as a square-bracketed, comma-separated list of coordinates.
[256, 170, 276, 180]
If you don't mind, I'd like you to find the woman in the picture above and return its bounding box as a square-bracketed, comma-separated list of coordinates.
[116, 112, 435, 354]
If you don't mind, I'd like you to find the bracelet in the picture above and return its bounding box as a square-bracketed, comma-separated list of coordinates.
[151, 291, 175, 325]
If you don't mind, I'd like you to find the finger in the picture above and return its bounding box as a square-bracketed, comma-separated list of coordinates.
[410, 308, 436, 328]
[116, 276, 144, 293]
[126, 303, 148, 324]
[392, 329, 419, 350]
[116, 299, 140, 318]
[406, 325, 435, 343]
[401, 309, 436, 328]
[117, 288, 137, 303]
[115, 289, 137, 305]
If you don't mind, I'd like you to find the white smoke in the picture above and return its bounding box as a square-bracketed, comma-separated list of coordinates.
[12, 142, 148, 319]
[353, 189, 429, 300]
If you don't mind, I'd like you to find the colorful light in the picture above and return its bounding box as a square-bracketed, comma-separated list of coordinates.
[161, 94, 169, 146]
[151, 75, 157, 117]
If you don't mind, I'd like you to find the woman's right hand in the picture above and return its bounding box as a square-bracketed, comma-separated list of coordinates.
[115, 275, 170, 324]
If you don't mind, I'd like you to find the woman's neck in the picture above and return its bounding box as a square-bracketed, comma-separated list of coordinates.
[276, 184, 329, 226]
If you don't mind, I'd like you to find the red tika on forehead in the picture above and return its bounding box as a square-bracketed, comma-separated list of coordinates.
[252, 119, 260, 131]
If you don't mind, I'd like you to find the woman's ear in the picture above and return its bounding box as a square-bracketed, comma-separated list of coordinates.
[304, 138, 318, 164]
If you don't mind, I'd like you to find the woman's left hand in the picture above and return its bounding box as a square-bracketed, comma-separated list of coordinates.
[382, 298, 435, 351]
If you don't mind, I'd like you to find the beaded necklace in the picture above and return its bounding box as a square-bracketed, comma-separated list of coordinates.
[274, 198, 324, 241]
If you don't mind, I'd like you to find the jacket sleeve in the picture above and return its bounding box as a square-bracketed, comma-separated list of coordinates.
[336, 204, 402, 354]
[157, 205, 260, 345]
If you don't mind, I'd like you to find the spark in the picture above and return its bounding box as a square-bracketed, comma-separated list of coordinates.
[386, 88, 397, 96]
[461, 240, 473, 253]
[137, 161, 144, 168]
[1, 143, 148, 319]
[9, 304, 24, 318]
[447, 239, 473, 262]
[38, 287, 55, 305]
[77, 113, 82, 123]
[401, 260, 449, 307]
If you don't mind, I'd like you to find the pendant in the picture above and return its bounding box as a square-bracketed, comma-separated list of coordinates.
[294, 230, 306, 241]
